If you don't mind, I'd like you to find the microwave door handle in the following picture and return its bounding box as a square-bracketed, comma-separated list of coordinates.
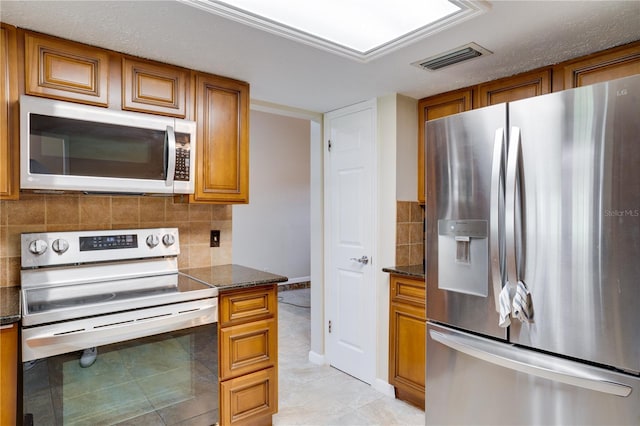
[165, 125, 176, 187]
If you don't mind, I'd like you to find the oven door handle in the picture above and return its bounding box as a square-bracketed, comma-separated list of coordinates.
[24, 303, 217, 350]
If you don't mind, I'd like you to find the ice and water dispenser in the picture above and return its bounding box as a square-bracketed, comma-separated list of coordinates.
[437, 219, 488, 297]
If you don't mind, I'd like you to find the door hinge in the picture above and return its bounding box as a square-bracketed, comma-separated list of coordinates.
[328, 140, 332, 152]
[328, 320, 332, 333]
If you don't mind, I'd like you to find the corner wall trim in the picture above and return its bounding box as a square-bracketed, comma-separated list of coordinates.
[308, 350, 325, 365]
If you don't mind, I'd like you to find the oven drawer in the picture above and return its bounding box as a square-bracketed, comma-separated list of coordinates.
[220, 317, 276, 380]
[220, 366, 277, 426]
[219, 285, 277, 326]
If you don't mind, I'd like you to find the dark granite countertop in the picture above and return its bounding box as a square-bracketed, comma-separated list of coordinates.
[180, 264, 288, 292]
[0, 286, 21, 325]
[382, 264, 425, 280]
[1, 265, 287, 324]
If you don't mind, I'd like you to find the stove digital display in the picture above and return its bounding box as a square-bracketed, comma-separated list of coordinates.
[79, 234, 138, 251]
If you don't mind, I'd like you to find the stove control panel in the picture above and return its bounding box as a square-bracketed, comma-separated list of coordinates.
[21, 228, 180, 268]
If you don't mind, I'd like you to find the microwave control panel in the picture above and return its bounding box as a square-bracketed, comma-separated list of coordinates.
[174, 133, 191, 182]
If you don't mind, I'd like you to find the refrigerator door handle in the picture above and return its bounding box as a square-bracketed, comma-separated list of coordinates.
[505, 126, 521, 283]
[429, 328, 633, 397]
[490, 128, 505, 313]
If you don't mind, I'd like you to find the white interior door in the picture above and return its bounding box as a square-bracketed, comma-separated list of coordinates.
[324, 100, 376, 384]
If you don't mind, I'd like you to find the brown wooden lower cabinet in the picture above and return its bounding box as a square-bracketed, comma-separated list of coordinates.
[220, 366, 277, 425]
[389, 274, 426, 409]
[0, 323, 18, 425]
[219, 285, 278, 425]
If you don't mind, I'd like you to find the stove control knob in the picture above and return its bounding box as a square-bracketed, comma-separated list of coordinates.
[162, 234, 175, 247]
[29, 239, 48, 255]
[146, 234, 160, 248]
[52, 239, 69, 254]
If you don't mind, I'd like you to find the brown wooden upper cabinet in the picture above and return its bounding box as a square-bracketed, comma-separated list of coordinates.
[560, 41, 640, 89]
[0, 23, 19, 200]
[417, 40, 640, 205]
[25, 32, 110, 106]
[417, 89, 472, 204]
[191, 73, 249, 204]
[122, 57, 188, 117]
[476, 68, 551, 107]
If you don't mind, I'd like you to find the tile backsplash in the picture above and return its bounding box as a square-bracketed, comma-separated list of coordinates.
[396, 201, 424, 266]
[0, 194, 232, 287]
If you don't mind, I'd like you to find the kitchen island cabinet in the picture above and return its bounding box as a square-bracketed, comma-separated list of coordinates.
[384, 268, 426, 409]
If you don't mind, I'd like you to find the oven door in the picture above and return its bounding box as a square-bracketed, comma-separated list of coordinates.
[23, 321, 218, 425]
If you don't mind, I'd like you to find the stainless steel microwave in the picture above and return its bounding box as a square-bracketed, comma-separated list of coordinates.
[20, 95, 196, 195]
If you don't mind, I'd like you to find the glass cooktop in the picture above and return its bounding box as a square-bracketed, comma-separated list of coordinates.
[22, 272, 217, 326]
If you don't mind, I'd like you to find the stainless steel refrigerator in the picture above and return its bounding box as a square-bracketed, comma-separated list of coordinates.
[425, 74, 640, 425]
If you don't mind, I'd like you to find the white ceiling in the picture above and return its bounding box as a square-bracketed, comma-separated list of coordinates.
[1, 1, 639, 113]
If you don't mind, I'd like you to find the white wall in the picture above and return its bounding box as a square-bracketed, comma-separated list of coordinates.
[396, 95, 419, 202]
[374, 94, 399, 395]
[232, 110, 311, 282]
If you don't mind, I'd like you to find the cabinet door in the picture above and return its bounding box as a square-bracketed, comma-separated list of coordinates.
[389, 301, 426, 409]
[24, 32, 110, 106]
[220, 318, 277, 380]
[220, 366, 277, 425]
[476, 68, 551, 107]
[192, 73, 249, 204]
[122, 57, 188, 117]
[389, 275, 426, 409]
[418, 89, 472, 204]
[0, 24, 19, 199]
[0, 323, 18, 425]
[561, 42, 640, 89]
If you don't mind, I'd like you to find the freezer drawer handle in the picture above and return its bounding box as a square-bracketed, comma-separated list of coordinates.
[430, 329, 632, 397]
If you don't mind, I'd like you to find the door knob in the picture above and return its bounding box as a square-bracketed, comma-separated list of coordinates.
[350, 256, 369, 265]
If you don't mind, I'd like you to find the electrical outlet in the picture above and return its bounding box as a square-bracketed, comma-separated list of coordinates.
[210, 230, 220, 247]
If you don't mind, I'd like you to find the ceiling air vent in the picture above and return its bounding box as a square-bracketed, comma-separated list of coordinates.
[412, 42, 492, 71]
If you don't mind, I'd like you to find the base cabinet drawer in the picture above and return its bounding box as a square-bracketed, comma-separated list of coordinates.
[220, 318, 277, 379]
[220, 366, 277, 425]
[220, 285, 276, 326]
[218, 284, 278, 425]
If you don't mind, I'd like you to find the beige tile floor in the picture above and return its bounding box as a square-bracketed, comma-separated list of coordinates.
[275, 288, 424, 426]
